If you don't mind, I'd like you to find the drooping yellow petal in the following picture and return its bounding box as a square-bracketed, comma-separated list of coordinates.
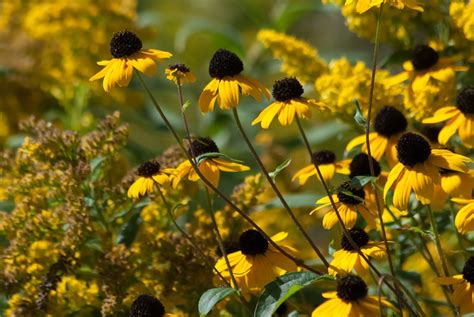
[429, 149, 471, 173]
[422, 106, 459, 124]
[198, 79, 220, 112]
[392, 168, 413, 211]
[438, 114, 463, 145]
[252, 102, 284, 129]
[292, 164, 317, 185]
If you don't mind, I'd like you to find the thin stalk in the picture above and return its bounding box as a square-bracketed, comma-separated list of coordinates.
[364, 3, 399, 299]
[154, 183, 229, 286]
[426, 205, 450, 277]
[449, 201, 465, 253]
[426, 205, 458, 316]
[294, 116, 420, 315]
[176, 80, 194, 159]
[204, 188, 241, 293]
[231, 108, 329, 268]
[136, 73, 322, 275]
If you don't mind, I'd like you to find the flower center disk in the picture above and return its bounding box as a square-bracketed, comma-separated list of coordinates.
[138, 161, 161, 177]
[374, 106, 407, 137]
[109, 30, 142, 58]
[336, 181, 365, 205]
[169, 63, 191, 73]
[411, 45, 439, 71]
[188, 137, 219, 157]
[397, 133, 431, 167]
[208, 49, 244, 79]
[312, 150, 336, 165]
[349, 153, 381, 179]
[130, 294, 165, 317]
[239, 229, 269, 255]
[341, 227, 369, 251]
[462, 256, 474, 283]
[456, 86, 474, 115]
[336, 275, 368, 301]
[272, 77, 304, 102]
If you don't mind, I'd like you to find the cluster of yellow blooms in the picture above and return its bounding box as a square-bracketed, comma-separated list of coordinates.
[1, 1, 474, 317]
[257, 29, 328, 84]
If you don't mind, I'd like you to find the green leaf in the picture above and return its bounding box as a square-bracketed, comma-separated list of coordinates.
[254, 272, 335, 317]
[259, 193, 319, 210]
[195, 152, 244, 165]
[269, 158, 291, 180]
[182, 100, 191, 113]
[339, 190, 364, 203]
[398, 226, 434, 240]
[198, 287, 238, 316]
[353, 99, 367, 127]
[351, 176, 378, 188]
[117, 211, 142, 247]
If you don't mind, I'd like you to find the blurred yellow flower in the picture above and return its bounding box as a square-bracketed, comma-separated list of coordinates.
[292, 150, 350, 185]
[165, 64, 196, 85]
[127, 160, 174, 199]
[257, 29, 327, 84]
[90, 30, 172, 92]
[385, 45, 468, 120]
[215, 230, 297, 293]
[345, 0, 423, 13]
[422, 87, 474, 148]
[172, 137, 249, 188]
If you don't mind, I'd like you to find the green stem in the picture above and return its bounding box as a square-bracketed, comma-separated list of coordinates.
[364, 2, 399, 299]
[154, 183, 229, 286]
[449, 201, 465, 253]
[231, 108, 329, 268]
[426, 205, 458, 316]
[204, 188, 245, 300]
[294, 116, 421, 315]
[136, 73, 321, 274]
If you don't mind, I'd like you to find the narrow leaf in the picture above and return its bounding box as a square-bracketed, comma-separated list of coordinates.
[198, 287, 237, 316]
[353, 99, 367, 127]
[254, 272, 335, 317]
[269, 158, 292, 180]
[195, 152, 244, 165]
[182, 100, 191, 113]
[351, 176, 378, 188]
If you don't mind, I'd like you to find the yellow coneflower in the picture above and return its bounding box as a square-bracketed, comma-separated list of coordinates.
[172, 137, 250, 188]
[345, 0, 423, 13]
[431, 170, 474, 211]
[90, 30, 172, 92]
[198, 49, 269, 112]
[215, 230, 297, 293]
[422, 86, 474, 148]
[165, 63, 196, 85]
[384, 132, 471, 211]
[329, 228, 385, 276]
[130, 294, 176, 317]
[385, 45, 468, 119]
[127, 160, 174, 199]
[292, 150, 350, 185]
[435, 256, 474, 315]
[453, 198, 474, 234]
[312, 181, 378, 230]
[346, 106, 407, 167]
[252, 77, 326, 129]
[311, 275, 394, 317]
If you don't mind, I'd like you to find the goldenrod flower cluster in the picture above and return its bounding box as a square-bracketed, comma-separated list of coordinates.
[314, 58, 402, 116]
[257, 29, 328, 84]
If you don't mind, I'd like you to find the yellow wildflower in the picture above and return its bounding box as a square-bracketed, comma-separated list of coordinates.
[257, 29, 327, 84]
